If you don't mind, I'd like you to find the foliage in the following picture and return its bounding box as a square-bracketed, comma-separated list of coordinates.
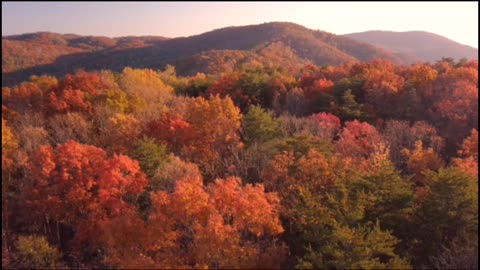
[297, 222, 411, 270]
[24, 141, 148, 254]
[1, 58, 477, 268]
[2, 118, 18, 170]
[132, 136, 169, 178]
[411, 168, 478, 266]
[100, 174, 286, 269]
[242, 105, 280, 144]
[12, 235, 62, 269]
[401, 141, 445, 185]
[309, 112, 341, 141]
[452, 129, 478, 178]
[336, 120, 383, 160]
[262, 149, 412, 269]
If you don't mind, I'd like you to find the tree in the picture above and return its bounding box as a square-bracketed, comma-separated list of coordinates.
[423, 64, 478, 155]
[29, 75, 58, 94]
[303, 79, 335, 112]
[46, 112, 92, 145]
[297, 222, 411, 270]
[336, 120, 383, 160]
[2, 119, 23, 255]
[453, 129, 478, 178]
[2, 83, 44, 115]
[242, 105, 280, 144]
[144, 111, 193, 156]
[24, 141, 148, 255]
[339, 89, 366, 121]
[403, 63, 438, 89]
[356, 145, 415, 254]
[182, 95, 243, 178]
[401, 141, 444, 185]
[277, 114, 322, 138]
[382, 120, 444, 169]
[2, 118, 18, 171]
[205, 70, 275, 112]
[104, 89, 130, 113]
[17, 126, 50, 156]
[100, 174, 286, 269]
[132, 136, 169, 178]
[307, 79, 334, 97]
[46, 85, 92, 114]
[457, 129, 479, 160]
[285, 87, 307, 116]
[99, 113, 141, 154]
[150, 155, 201, 192]
[362, 60, 405, 118]
[11, 235, 62, 269]
[412, 168, 478, 267]
[178, 72, 212, 97]
[309, 112, 341, 141]
[118, 67, 173, 102]
[58, 70, 100, 96]
[118, 67, 174, 120]
[262, 150, 338, 200]
[262, 149, 411, 269]
[271, 134, 334, 159]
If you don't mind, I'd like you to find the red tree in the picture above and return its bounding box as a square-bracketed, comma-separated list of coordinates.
[24, 141, 148, 253]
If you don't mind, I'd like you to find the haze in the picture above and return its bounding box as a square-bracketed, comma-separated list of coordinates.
[2, 1, 478, 48]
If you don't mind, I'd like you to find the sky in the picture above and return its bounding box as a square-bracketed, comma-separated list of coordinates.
[2, 2, 478, 48]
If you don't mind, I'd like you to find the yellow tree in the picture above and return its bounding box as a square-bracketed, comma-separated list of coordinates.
[182, 95, 243, 178]
[99, 113, 141, 154]
[118, 68, 174, 120]
[401, 141, 445, 185]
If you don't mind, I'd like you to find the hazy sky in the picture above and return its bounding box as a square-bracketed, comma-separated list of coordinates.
[2, 2, 478, 48]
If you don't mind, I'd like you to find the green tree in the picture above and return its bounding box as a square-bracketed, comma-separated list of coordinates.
[340, 89, 366, 121]
[412, 168, 478, 267]
[297, 222, 411, 269]
[354, 147, 415, 255]
[132, 136, 170, 221]
[262, 149, 412, 269]
[133, 136, 169, 178]
[270, 134, 334, 159]
[242, 105, 280, 144]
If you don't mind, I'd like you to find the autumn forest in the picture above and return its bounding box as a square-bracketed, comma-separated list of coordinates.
[1, 54, 477, 269]
[1, 17, 479, 270]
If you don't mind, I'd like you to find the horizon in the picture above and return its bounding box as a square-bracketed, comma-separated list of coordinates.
[3, 21, 478, 49]
[2, 2, 478, 48]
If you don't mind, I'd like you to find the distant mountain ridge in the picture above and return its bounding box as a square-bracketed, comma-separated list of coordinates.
[2, 31, 169, 50]
[2, 22, 476, 86]
[342, 30, 478, 63]
[2, 32, 170, 73]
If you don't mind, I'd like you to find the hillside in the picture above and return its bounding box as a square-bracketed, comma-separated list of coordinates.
[2, 32, 169, 73]
[343, 30, 478, 63]
[2, 22, 403, 86]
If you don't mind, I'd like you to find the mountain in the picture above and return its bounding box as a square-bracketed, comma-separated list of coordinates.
[2, 32, 169, 73]
[0, 22, 409, 86]
[343, 30, 478, 63]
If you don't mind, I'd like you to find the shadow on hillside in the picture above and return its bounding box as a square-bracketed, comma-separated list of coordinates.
[2, 45, 173, 87]
[2, 24, 306, 87]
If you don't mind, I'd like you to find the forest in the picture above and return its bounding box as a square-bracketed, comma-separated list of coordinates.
[1, 57, 478, 269]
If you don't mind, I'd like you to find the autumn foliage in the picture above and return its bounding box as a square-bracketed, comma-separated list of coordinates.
[100, 175, 285, 269]
[1, 59, 478, 269]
